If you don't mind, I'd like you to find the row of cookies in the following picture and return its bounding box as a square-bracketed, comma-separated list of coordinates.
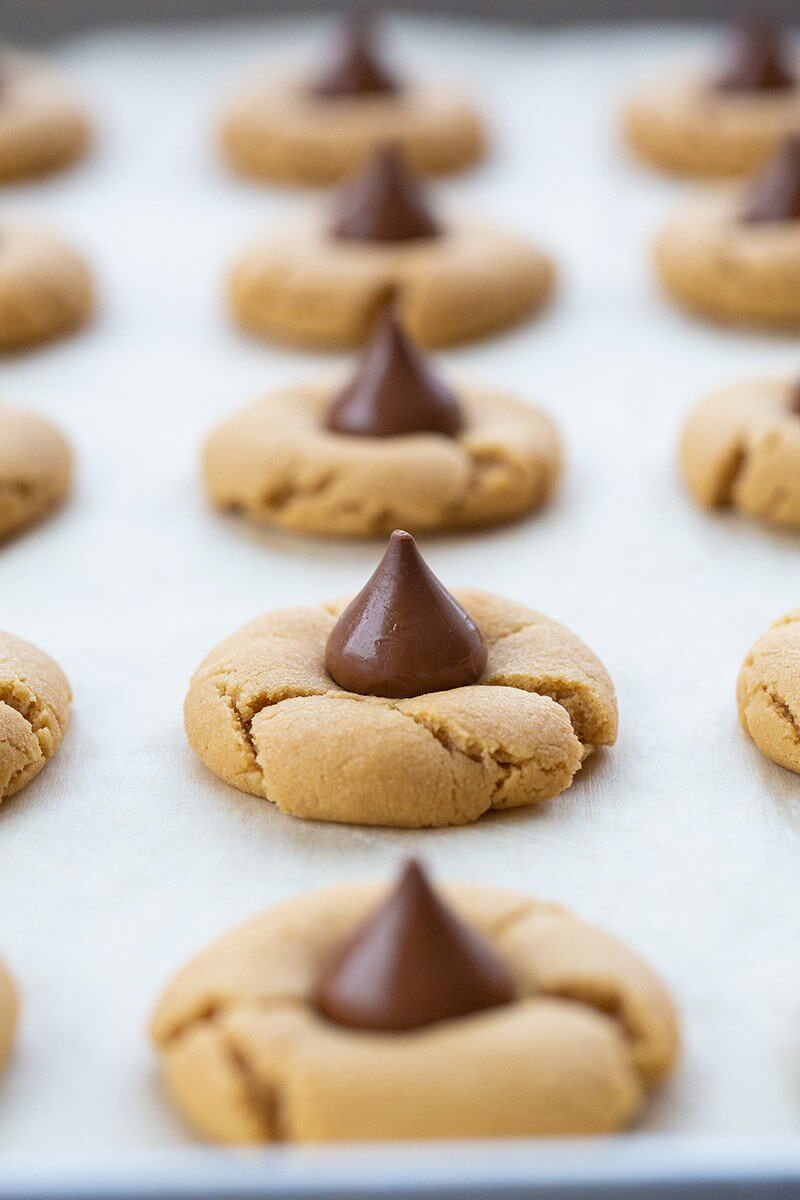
[0, 25, 552, 355]
[8, 321, 800, 541]
[12, 19, 800, 342]
[626, 20, 800, 330]
[1, 529, 796, 820]
[0, 143, 554, 355]
[0, 16, 485, 188]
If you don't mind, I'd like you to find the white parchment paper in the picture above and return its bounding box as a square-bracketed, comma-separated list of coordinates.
[1, 15, 799, 1168]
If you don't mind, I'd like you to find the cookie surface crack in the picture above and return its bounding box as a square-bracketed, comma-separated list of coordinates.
[762, 684, 800, 743]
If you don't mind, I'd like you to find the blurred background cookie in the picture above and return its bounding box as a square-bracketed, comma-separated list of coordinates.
[0, 956, 17, 1073]
[624, 18, 800, 177]
[0, 224, 94, 351]
[654, 137, 800, 329]
[220, 13, 485, 185]
[228, 144, 555, 348]
[0, 405, 72, 540]
[0, 47, 90, 183]
[680, 373, 800, 529]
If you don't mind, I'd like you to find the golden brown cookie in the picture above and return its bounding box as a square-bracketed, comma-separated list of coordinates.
[0, 956, 17, 1072]
[228, 147, 554, 350]
[625, 74, 800, 178]
[738, 611, 800, 771]
[219, 18, 484, 185]
[0, 631, 71, 802]
[679, 376, 800, 529]
[230, 217, 553, 351]
[654, 174, 800, 330]
[204, 382, 560, 537]
[0, 405, 72, 540]
[624, 21, 800, 177]
[221, 80, 484, 188]
[0, 48, 90, 183]
[184, 588, 617, 828]
[0, 225, 94, 351]
[151, 874, 678, 1144]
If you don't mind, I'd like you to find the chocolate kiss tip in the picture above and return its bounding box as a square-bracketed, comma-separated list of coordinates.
[324, 307, 464, 438]
[331, 144, 441, 244]
[309, 11, 400, 99]
[325, 530, 487, 698]
[715, 17, 795, 92]
[743, 135, 800, 224]
[316, 859, 516, 1033]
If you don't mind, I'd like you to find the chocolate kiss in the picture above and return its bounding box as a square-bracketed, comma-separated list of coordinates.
[715, 18, 795, 92]
[331, 144, 441, 243]
[743, 136, 800, 223]
[309, 12, 400, 99]
[317, 860, 516, 1033]
[325, 530, 487, 698]
[325, 308, 464, 438]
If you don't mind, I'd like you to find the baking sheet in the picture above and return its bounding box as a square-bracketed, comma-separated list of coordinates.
[2, 13, 800, 1185]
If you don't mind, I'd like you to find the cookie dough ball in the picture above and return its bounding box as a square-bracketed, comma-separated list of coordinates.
[0, 631, 71, 801]
[624, 20, 800, 177]
[654, 138, 800, 330]
[228, 146, 554, 350]
[184, 534, 617, 827]
[0, 957, 17, 1071]
[204, 311, 561, 536]
[0, 49, 90, 183]
[738, 612, 800, 771]
[219, 16, 485, 185]
[0, 226, 94, 351]
[0, 406, 72, 540]
[680, 376, 800, 529]
[151, 866, 678, 1144]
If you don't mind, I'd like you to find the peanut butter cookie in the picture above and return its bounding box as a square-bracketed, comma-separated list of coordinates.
[655, 137, 800, 329]
[228, 146, 555, 350]
[184, 532, 617, 827]
[0, 48, 90, 183]
[738, 612, 800, 772]
[0, 225, 94, 351]
[151, 861, 678, 1144]
[204, 309, 560, 536]
[220, 15, 484, 185]
[0, 405, 72, 540]
[0, 631, 71, 802]
[624, 19, 800, 177]
[680, 375, 800, 529]
[0, 956, 17, 1072]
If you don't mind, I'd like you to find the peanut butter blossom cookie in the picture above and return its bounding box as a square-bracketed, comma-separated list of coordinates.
[0, 955, 17, 1072]
[219, 14, 485, 186]
[655, 136, 800, 329]
[0, 632, 71, 802]
[151, 859, 678, 1143]
[738, 612, 800, 772]
[624, 19, 800, 177]
[184, 530, 617, 827]
[0, 48, 89, 183]
[0, 405, 72, 540]
[204, 307, 560, 536]
[228, 144, 555, 349]
[680, 374, 800, 529]
[0, 224, 94, 351]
